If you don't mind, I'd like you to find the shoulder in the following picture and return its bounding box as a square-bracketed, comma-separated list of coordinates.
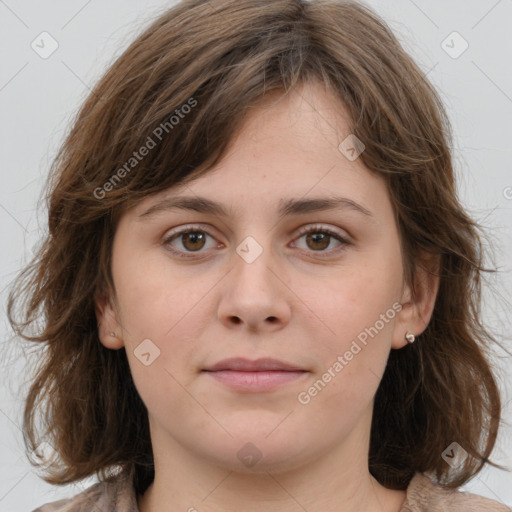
[401, 472, 511, 512]
[31, 468, 138, 512]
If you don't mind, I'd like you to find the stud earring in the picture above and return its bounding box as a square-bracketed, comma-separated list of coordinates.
[405, 332, 415, 344]
[110, 332, 116, 337]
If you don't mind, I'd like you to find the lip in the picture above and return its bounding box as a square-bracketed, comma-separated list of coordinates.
[202, 358, 308, 392]
[203, 357, 305, 372]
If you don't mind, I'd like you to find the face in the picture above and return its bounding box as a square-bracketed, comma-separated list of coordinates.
[97, 81, 436, 474]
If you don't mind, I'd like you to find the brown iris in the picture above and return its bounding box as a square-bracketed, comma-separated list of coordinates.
[181, 231, 207, 251]
[305, 232, 330, 251]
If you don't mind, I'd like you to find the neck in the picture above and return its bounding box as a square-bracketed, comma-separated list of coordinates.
[137, 415, 406, 512]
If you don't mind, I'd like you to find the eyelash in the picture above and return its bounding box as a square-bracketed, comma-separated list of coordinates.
[162, 223, 350, 259]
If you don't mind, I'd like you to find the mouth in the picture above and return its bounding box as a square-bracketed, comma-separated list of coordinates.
[202, 357, 309, 392]
[203, 357, 306, 372]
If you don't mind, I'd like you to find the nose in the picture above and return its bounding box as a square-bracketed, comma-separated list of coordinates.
[216, 239, 292, 333]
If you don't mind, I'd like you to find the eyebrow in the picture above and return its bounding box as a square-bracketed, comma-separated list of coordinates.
[138, 195, 374, 220]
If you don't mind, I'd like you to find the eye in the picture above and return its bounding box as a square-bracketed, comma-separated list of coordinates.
[292, 224, 350, 255]
[162, 223, 350, 259]
[162, 225, 220, 258]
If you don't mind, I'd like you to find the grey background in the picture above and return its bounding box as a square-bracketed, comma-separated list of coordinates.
[1, 0, 511, 510]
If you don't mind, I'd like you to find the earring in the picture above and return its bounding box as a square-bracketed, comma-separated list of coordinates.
[405, 332, 415, 344]
[110, 332, 116, 337]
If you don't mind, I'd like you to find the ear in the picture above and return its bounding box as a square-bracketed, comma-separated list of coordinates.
[95, 289, 125, 350]
[392, 251, 441, 349]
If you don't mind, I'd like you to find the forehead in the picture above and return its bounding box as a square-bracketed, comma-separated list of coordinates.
[129, 81, 390, 222]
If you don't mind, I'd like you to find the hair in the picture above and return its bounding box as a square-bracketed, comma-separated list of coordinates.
[7, 0, 509, 497]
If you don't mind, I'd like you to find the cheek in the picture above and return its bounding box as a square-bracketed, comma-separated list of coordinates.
[112, 247, 212, 341]
[296, 294, 397, 428]
[300, 249, 403, 393]
[303, 256, 401, 342]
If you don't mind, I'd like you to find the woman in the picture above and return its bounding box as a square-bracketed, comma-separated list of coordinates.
[8, 0, 510, 510]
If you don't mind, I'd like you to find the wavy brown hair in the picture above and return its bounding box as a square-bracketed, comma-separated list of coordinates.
[7, 0, 509, 496]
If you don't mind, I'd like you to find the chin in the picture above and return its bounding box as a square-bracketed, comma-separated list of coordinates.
[193, 430, 313, 475]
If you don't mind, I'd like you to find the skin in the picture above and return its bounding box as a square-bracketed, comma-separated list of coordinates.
[96, 80, 439, 512]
